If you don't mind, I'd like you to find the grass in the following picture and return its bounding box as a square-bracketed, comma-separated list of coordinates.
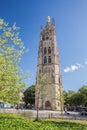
[0, 113, 87, 130]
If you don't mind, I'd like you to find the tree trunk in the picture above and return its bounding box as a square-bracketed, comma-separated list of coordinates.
[36, 98, 39, 121]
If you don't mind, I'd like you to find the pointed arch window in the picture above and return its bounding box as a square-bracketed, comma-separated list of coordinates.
[46, 36, 49, 40]
[44, 56, 47, 64]
[48, 47, 51, 54]
[46, 33, 49, 40]
[48, 56, 51, 63]
[44, 47, 47, 54]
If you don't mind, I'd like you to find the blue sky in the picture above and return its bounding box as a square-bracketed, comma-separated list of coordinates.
[0, 0, 87, 91]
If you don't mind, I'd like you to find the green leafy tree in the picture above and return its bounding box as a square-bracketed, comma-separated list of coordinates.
[23, 85, 35, 107]
[0, 19, 26, 105]
[78, 85, 87, 106]
[59, 76, 64, 117]
[35, 73, 52, 120]
[63, 86, 87, 109]
[63, 90, 76, 106]
[70, 92, 82, 106]
[63, 90, 68, 105]
[55, 76, 63, 118]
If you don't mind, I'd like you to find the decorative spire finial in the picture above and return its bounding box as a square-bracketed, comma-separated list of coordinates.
[52, 18, 55, 26]
[46, 16, 50, 27]
[47, 16, 50, 23]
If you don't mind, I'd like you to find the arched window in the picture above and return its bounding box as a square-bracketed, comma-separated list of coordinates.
[44, 56, 47, 64]
[48, 47, 51, 54]
[44, 47, 47, 54]
[46, 36, 49, 40]
[48, 56, 51, 63]
[42, 36, 45, 40]
[46, 33, 49, 40]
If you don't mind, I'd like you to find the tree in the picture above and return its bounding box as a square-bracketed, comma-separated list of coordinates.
[23, 85, 35, 107]
[55, 76, 64, 118]
[63, 90, 76, 106]
[35, 73, 52, 120]
[59, 76, 64, 118]
[0, 19, 26, 105]
[63, 86, 87, 109]
[78, 85, 87, 106]
[63, 90, 68, 106]
[70, 92, 82, 106]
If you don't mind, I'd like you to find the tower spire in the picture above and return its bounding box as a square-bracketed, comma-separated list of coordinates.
[46, 16, 50, 27]
[52, 18, 56, 35]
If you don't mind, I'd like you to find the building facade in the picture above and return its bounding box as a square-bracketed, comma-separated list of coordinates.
[35, 16, 63, 110]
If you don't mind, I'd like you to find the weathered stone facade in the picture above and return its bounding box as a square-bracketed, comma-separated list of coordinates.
[35, 16, 63, 110]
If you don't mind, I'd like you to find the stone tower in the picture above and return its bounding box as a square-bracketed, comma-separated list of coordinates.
[35, 16, 63, 110]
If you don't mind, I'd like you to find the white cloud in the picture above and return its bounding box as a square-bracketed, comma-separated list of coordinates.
[64, 63, 83, 73]
[71, 65, 78, 71]
[64, 67, 71, 72]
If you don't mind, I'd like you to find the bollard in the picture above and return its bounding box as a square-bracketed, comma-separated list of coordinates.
[48, 114, 50, 118]
[48, 113, 52, 119]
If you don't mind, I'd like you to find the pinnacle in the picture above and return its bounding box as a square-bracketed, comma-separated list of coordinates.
[47, 16, 50, 23]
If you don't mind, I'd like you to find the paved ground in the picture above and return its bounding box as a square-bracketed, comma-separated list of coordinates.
[0, 109, 87, 120]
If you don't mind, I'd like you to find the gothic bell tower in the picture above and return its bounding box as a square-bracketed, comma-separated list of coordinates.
[35, 16, 63, 110]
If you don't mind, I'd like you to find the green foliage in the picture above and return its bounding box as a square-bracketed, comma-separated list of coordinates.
[23, 85, 35, 106]
[36, 73, 52, 101]
[36, 73, 52, 120]
[78, 86, 87, 106]
[64, 86, 87, 107]
[63, 90, 76, 106]
[0, 19, 26, 104]
[0, 113, 87, 130]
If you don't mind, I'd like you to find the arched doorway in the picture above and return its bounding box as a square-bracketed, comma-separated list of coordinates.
[45, 101, 51, 110]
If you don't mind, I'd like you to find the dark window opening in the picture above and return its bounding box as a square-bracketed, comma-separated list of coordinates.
[48, 47, 51, 54]
[44, 56, 47, 64]
[44, 47, 47, 54]
[48, 56, 51, 63]
[46, 36, 49, 40]
[42, 36, 45, 40]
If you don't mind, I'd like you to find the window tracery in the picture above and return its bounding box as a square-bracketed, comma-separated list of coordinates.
[48, 56, 51, 63]
[44, 47, 47, 54]
[44, 56, 47, 64]
[48, 47, 51, 54]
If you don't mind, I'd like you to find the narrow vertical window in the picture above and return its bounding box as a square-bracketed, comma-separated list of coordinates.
[46, 36, 49, 40]
[48, 47, 51, 54]
[44, 47, 47, 54]
[48, 56, 51, 63]
[44, 56, 47, 64]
